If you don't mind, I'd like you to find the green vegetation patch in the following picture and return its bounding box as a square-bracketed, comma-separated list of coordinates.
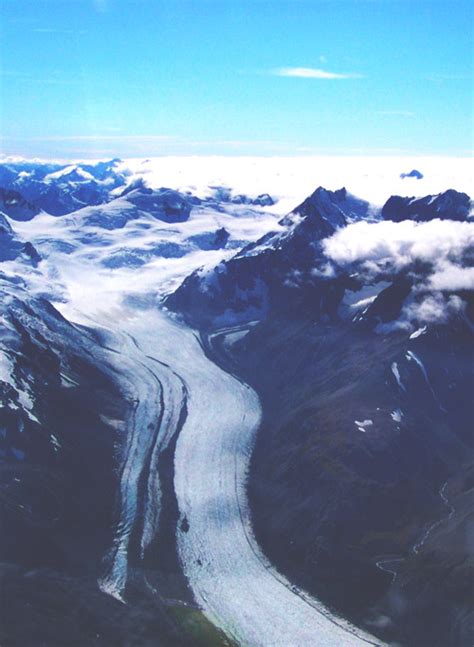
[168, 604, 236, 647]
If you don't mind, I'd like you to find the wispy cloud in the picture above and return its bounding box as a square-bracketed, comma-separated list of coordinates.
[271, 66, 363, 80]
[376, 110, 415, 117]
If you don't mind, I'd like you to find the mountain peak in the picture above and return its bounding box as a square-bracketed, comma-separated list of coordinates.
[400, 169, 424, 180]
[382, 189, 471, 222]
[281, 186, 371, 230]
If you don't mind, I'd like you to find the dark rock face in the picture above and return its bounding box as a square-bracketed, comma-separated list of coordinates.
[213, 227, 230, 248]
[382, 189, 471, 222]
[207, 187, 276, 207]
[119, 176, 148, 196]
[22, 241, 42, 265]
[400, 169, 424, 179]
[0, 213, 41, 264]
[187, 227, 230, 252]
[125, 188, 192, 223]
[0, 567, 190, 647]
[363, 277, 413, 324]
[201, 280, 474, 646]
[283, 186, 371, 229]
[0, 212, 14, 236]
[227, 313, 474, 647]
[231, 193, 252, 205]
[252, 193, 275, 207]
[232, 193, 275, 207]
[166, 187, 366, 328]
[0, 286, 122, 641]
[0, 284, 196, 647]
[0, 187, 40, 221]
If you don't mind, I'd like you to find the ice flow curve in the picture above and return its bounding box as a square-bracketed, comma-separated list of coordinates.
[127, 311, 379, 646]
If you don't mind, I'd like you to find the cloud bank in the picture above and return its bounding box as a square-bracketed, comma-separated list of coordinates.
[324, 219, 474, 328]
[403, 293, 466, 325]
[323, 219, 474, 281]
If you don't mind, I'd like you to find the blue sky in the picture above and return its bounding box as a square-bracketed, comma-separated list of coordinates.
[0, 0, 472, 158]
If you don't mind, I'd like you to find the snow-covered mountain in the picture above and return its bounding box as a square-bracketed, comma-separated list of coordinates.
[0, 158, 127, 216]
[1, 154, 472, 218]
[0, 158, 472, 646]
[382, 189, 471, 222]
[166, 187, 472, 330]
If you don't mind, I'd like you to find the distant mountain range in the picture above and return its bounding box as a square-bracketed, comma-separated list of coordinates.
[0, 159, 126, 216]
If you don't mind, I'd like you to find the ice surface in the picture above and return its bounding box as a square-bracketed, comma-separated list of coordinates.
[391, 362, 405, 391]
[354, 419, 374, 432]
[117, 312, 377, 646]
[409, 326, 427, 339]
[390, 409, 403, 423]
[406, 349, 444, 410]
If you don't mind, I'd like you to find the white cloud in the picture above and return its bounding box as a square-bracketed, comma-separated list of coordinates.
[323, 220, 474, 275]
[428, 261, 474, 291]
[311, 263, 336, 278]
[324, 219, 474, 328]
[271, 67, 362, 80]
[402, 294, 466, 325]
[376, 293, 467, 332]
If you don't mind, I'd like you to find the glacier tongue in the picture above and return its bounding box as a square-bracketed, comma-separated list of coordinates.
[118, 310, 378, 646]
